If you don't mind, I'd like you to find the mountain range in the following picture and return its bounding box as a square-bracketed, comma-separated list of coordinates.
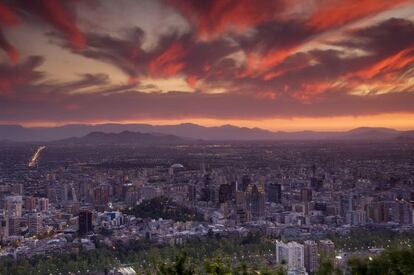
[58, 131, 189, 145]
[0, 123, 413, 142]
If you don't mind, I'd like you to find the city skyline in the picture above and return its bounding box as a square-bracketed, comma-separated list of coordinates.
[1, 0, 414, 131]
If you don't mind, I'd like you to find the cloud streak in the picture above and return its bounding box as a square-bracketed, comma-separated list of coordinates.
[0, 0, 414, 127]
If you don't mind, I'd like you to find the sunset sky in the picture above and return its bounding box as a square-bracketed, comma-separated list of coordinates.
[1, 0, 414, 131]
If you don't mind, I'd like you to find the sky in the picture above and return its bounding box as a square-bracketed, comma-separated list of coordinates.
[1, 0, 414, 131]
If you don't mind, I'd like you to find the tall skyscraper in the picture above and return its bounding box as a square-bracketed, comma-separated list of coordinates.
[276, 241, 305, 272]
[8, 216, 20, 236]
[5, 195, 23, 218]
[304, 240, 319, 273]
[218, 183, 232, 203]
[301, 188, 313, 202]
[37, 198, 49, 212]
[246, 184, 265, 218]
[319, 239, 335, 259]
[78, 210, 93, 235]
[0, 211, 9, 242]
[268, 183, 282, 203]
[28, 213, 43, 236]
[24, 196, 37, 212]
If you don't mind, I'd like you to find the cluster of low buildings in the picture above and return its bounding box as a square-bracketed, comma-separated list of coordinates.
[0, 142, 413, 273]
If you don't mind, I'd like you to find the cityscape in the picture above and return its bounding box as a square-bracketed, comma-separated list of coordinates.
[1, 0, 414, 275]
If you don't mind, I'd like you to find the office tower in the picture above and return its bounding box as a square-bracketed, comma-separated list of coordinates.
[0, 211, 9, 241]
[346, 210, 367, 226]
[340, 195, 356, 217]
[8, 216, 20, 236]
[310, 177, 323, 191]
[124, 184, 139, 206]
[64, 183, 78, 203]
[4, 195, 23, 217]
[187, 184, 196, 203]
[37, 198, 49, 212]
[78, 210, 93, 235]
[28, 213, 43, 236]
[218, 183, 232, 203]
[276, 241, 305, 272]
[241, 175, 251, 192]
[246, 184, 265, 218]
[268, 183, 282, 203]
[24, 196, 37, 212]
[304, 240, 319, 273]
[93, 184, 111, 207]
[391, 200, 413, 224]
[319, 240, 335, 259]
[301, 188, 313, 202]
[11, 184, 23, 195]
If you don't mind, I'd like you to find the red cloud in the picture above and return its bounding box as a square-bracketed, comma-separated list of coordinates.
[0, 0, 86, 63]
[0, 30, 19, 64]
[168, 0, 287, 39]
[0, 2, 20, 26]
[354, 46, 414, 79]
[0, 2, 20, 63]
[307, 0, 410, 30]
[186, 75, 198, 88]
[149, 42, 185, 77]
[37, 0, 86, 50]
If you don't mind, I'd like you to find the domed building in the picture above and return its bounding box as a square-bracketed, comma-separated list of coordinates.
[169, 163, 185, 176]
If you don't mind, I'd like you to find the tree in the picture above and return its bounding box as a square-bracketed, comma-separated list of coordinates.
[157, 252, 195, 275]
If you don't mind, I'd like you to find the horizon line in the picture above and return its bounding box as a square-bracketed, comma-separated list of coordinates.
[0, 121, 413, 133]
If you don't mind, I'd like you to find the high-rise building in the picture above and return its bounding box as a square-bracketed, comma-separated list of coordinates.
[78, 210, 93, 235]
[304, 240, 319, 273]
[24, 196, 37, 212]
[391, 200, 413, 224]
[94, 184, 111, 208]
[4, 195, 23, 217]
[268, 183, 282, 203]
[11, 184, 24, 195]
[8, 216, 20, 236]
[218, 183, 232, 203]
[246, 184, 265, 218]
[37, 198, 49, 212]
[346, 210, 367, 226]
[319, 239, 335, 259]
[28, 213, 43, 236]
[0, 211, 9, 241]
[241, 175, 251, 192]
[301, 188, 313, 202]
[276, 241, 305, 272]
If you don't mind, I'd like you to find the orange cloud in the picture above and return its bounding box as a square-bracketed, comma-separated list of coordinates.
[355, 46, 414, 79]
[149, 42, 185, 77]
[307, 0, 410, 30]
[240, 46, 300, 79]
[292, 82, 332, 102]
[186, 75, 198, 88]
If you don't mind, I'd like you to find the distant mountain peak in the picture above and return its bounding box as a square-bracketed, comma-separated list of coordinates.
[0, 123, 412, 142]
